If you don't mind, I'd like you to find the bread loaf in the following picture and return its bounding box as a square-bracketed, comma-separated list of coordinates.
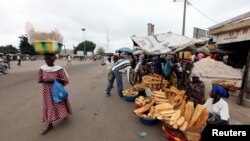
[173, 123, 178, 129]
[177, 116, 185, 126]
[172, 94, 184, 106]
[169, 94, 176, 104]
[170, 110, 181, 122]
[188, 104, 206, 127]
[183, 101, 194, 123]
[170, 119, 177, 125]
[134, 103, 151, 115]
[158, 109, 175, 115]
[147, 107, 155, 116]
[179, 121, 188, 131]
[180, 100, 186, 116]
[153, 97, 169, 103]
[155, 103, 173, 111]
[194, 108, 209, 127]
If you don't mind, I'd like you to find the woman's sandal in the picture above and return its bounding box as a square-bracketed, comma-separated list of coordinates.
[40, 124, 53, 135]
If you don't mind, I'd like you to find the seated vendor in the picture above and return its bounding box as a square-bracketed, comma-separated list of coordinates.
[187, 72, 205, 106]
[204, 85, 230, 125]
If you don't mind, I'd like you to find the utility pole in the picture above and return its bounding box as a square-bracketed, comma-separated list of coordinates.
[174, 0, 187, 36]
[64, 44, 66, 57]
[182, 0, 187, 36]
[82, 28, 86, 59]
[107, 27, 109, 52]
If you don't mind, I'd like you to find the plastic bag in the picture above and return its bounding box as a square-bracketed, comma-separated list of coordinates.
[52, 80, 68, 103]
[26, 22, 63, 44]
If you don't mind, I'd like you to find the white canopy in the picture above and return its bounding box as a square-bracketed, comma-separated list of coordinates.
[131, 32, 207, 55]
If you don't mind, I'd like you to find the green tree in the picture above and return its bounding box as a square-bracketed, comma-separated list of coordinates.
[0, 45, 18, 54]
[19, 35, 36, 55]
[96, 47, 105, 56]
[73, 40, 96, 55]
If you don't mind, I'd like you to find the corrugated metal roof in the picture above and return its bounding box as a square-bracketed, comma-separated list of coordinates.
[208, 11, 250, 29]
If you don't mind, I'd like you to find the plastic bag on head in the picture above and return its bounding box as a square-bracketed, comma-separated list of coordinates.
[25, 22, 63, 44]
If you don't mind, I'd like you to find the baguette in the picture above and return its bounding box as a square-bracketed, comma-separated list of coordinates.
[134, 103, 151, 115]
[194, 108, 209, 127]
[169, 94, 176, 104]
[170, 86, 181, 94]
[179, 121, 188, 131]
[152, 110, 159, 119]
[158, 109, 175, 115]
[148, 106, 155, 116]
[157, 115, 163, 120]
[170, 110, 181, 122]
[173, 123, 178, 129]
[188, 104, 206, 127]
[153, 94, 167, 99]
[177, 116, 185, 126]
[180, 100, 186, 116]
[183, 101, 194, 124]
[170, 119, 177, 125]
[155, 103, 173, 111]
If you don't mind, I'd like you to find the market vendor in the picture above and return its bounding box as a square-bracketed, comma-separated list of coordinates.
[187, 72, 205, 106]
[163, 57, 178, 87]
[204, 85, 230, 125]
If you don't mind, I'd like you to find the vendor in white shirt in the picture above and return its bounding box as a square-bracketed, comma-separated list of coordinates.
[204, 85, 230, 125]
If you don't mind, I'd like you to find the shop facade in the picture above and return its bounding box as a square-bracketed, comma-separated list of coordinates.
[208, 11, 250, 107]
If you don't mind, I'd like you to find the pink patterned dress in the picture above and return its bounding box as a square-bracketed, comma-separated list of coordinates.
[38, 68, 72, 123]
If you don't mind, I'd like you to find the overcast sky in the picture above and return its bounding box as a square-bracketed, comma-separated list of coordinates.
[1, 0, 250, 52]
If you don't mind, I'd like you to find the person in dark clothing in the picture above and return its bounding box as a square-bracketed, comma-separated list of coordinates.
[6, 55, 11, 69]
[154, 55, 162, 74]
[130, 55, 136, 69]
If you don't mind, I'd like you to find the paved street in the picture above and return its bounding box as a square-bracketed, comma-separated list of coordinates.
[0, 60, 249, 141]
[0, 60, 166, 141]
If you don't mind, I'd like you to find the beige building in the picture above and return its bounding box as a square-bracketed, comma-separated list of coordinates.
[208, 11, 250, 107]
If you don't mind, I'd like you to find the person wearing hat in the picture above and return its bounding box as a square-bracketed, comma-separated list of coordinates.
[204, 85, 230, 125]
[187, 72, 205, 106]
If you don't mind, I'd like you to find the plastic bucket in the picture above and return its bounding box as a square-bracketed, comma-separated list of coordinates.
[123, 95, 137, 102]
[33, 42, 63, 54]
[139, 117, 158, 125]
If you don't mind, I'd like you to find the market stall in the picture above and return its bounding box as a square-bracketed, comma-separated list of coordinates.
[122, 74, 207, 141]
[125, 32, 211, 140]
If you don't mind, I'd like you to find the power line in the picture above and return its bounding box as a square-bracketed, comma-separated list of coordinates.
[187, 1, 218, 23]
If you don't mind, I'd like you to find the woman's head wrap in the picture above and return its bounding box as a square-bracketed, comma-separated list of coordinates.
[191, 72, 201, 78]
[212, 85, 228, 97]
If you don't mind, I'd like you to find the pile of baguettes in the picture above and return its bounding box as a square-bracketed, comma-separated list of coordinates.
[123, 74, 169, 97]
[134, 85, 208, 132]
[141, 74, 169, 91]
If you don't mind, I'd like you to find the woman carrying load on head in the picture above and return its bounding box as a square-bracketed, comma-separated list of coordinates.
[38, 53, 72, 135]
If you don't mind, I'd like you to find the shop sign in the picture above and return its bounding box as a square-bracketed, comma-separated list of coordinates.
[216, 27, 250, 44]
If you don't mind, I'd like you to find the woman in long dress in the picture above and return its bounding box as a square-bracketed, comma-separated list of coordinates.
[38, 53, 72, 135]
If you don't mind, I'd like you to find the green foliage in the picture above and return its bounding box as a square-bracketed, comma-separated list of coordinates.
[19, 35, 36, 55]
[73, 40, 96, 55]
[96, 47, 105, 56]
[0, 45, 18, 54]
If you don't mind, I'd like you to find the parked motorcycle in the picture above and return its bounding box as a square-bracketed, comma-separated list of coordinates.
[0, 60, 8, 74]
